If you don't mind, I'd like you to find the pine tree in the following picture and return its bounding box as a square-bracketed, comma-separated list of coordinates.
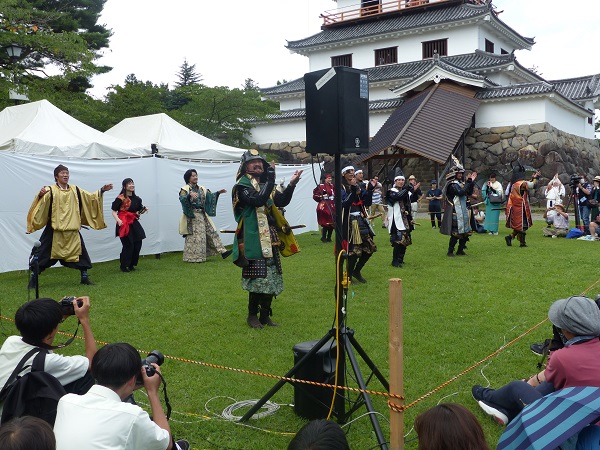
[174, 59, 202, 88]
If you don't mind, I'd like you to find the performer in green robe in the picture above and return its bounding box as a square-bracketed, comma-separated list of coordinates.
[179, 169, 231, 263]
[232, 150, 302, 329]
[26, 164, 112, 286]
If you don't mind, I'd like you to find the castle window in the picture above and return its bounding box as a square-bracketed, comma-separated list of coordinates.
[485, 39, 495, 53]
[501, 48, 509, 55]
[331, 54, 352, 67]
[375, 47, 398, 66]
[361, 0, 381, 16]
[422, 39, 447, 59]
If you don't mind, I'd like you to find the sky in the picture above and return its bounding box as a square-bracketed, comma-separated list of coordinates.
[88, 0, 600, 99]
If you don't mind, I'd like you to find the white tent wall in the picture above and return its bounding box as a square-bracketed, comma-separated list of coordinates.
[0, 153, 319, 273]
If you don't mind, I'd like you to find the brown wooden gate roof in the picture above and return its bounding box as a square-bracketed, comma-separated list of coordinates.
[357, 81, 480, 164]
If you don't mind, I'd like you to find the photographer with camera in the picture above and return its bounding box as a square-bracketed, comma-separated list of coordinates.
[54, 343, 189, 450]
[0, 297, 96, 423]
[572, 173, 592, 235]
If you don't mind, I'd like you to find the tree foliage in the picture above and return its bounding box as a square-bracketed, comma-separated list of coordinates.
[174, 58, 202, 88]
[0, 0, 110, 105]
[169, 84, 278, 147]
[100, 74, 171, 130]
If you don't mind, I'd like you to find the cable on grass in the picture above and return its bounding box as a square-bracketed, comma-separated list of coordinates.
[221, 399, 280, 421]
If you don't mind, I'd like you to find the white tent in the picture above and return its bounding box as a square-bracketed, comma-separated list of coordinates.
[105, 113, 246, 161]
[0, 100, 149, 158]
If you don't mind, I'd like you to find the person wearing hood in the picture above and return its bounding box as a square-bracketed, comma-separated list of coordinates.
[505, 163, 541, 247]
[472, 296, 600, 425]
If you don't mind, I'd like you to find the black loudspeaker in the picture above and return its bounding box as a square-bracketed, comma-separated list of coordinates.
[292, 340, 343, 420]
[305, 66, 369, 155]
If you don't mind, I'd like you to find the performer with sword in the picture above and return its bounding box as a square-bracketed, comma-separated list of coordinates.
[231, 150, 302, 329]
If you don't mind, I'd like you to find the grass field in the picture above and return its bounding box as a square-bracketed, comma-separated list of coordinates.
[0, 218, 597, 449]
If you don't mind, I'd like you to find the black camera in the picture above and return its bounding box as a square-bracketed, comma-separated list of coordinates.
[136, 350, 164, 385]
[569, 174, 582, 188]
[59, 296, 83, 316]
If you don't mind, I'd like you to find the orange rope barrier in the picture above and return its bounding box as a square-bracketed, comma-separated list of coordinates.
[2, 280, 598, 412]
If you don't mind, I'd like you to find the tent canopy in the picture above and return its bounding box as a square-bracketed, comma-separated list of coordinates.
[0, 100, 149, 158]
[105, 113, 246, 161]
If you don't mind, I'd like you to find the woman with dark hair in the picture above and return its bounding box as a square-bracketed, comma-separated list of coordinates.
[179, 169, 231, 263]
[111, 178, 147, 272]
[288, 419, 349, 450]
[415, 403, 491, 450]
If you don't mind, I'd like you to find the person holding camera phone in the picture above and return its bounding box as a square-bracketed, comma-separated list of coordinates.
[54, 343, 189, 450]
[0, 297, 96, 423]
[542, 203, 569, 238]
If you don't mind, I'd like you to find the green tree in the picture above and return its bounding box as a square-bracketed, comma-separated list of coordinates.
[170, 84, 279, 147]
[242, 78, 259, 91]
[0, 0, 108, 107]
[101, 74, 170, 130]
[174, 59, 202, 88]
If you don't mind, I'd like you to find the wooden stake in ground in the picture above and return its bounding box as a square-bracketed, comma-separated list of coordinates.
[389, 278, 404, 450]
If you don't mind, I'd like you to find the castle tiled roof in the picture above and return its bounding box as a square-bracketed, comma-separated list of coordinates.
[253, 98, 404, 123]
[475, 81, 592, 114]
[549, 74, 600, 101]
[286, 1, 534, 52]
[261, 51, 515, 96]
[475, 82, 555, 100]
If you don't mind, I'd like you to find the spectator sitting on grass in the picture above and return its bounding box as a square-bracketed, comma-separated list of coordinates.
[542, 203, 569, 238]
[472, 296, 600, 425]
[54, 343, 189, 450]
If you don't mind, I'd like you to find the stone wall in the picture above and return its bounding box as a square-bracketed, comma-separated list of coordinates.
[252, 122, 600, 203]
[465, 122, 600, 203]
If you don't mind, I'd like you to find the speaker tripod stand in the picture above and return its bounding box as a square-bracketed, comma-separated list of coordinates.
[239, 155, 390, 450]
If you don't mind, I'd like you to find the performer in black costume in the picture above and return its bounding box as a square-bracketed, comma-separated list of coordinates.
[340, 165, 376, 283]
[111, 178, 147, 272]
[386, 174, 414, 267]
[440, 157, 477, 256]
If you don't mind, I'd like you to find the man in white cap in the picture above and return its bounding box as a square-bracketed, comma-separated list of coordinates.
[542, 203, 569, 237]
[340, 165, 376, 283]
[472, 296, 600, 425]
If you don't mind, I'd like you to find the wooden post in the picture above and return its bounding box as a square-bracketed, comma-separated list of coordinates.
[389, 278, 404, 450]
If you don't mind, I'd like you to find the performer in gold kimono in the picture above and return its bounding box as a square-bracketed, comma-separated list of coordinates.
[26, 164, 113, 286]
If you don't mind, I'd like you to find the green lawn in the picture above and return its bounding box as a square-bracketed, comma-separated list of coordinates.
[0, 219, 596, 449]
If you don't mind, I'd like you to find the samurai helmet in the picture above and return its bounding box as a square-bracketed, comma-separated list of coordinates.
[237, 149, 269, 180]
[445, 155, 465, 181]
[510, 159, 533, 183]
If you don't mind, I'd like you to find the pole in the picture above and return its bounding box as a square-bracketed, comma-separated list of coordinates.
[389, 278, 404, 450]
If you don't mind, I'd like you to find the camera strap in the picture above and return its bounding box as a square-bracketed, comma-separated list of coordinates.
[156, 371, 172, 420]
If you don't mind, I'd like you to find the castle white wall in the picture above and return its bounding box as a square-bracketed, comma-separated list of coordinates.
[250, 120, 307, 144]
[250, 110, 392, 145]
[308, 24, 483, 72]
[475, 97, 592, 138]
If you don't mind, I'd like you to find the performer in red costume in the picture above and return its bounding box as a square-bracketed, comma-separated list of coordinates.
[313, 173, 335, 243]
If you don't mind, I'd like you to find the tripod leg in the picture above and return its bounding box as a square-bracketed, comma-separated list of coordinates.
[347, 332, 390, 391]
[238, 332, 335, 422]
[344, 338, 388, 449]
